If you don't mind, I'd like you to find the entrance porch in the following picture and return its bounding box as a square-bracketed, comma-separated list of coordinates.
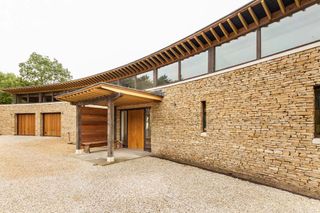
[56, 83, 162, 162]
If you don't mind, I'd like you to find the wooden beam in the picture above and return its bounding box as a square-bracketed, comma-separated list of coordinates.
[164, 50, 175, 61]
[155, 54, 166, 64]
[248, 7, 259, 26]
[295, 0, 301, 7]
[209, 28, 221, 42]
[149, 57, 160, 66]
[181, 42, 192, 54]
[143, 60, 153, 68]
[107, 97, 114, 160]
[76, 105, 82, 151]
[219, 23, 229, 38]
[187, 39, 198, 51]
[175, 45, 186, 56]
[201, 32, 212, 46]
[238, 13, 248, 30]
[160, 52, 170, 63]
[227, 19, 238, 35]
[277, 0, 286, 14]
[261, 0, 272, 20]
[129, 64, 139, 73]
[146, 58, 157, 66]
[133, 63, 144, 71]
[194, 36, 205, 49]
[139, 61, 149, 70]
[170, 48, 180, 58]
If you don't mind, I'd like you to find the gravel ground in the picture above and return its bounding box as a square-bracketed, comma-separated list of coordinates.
[0, 136, 320, 213]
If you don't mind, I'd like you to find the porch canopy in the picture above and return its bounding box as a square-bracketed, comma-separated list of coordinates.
[55, 83, 162, 162]
[55, 82, 162, 106]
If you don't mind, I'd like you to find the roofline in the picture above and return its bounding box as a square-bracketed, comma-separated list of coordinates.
[55, 82, 163, 103]
[4, 0, 319, 94]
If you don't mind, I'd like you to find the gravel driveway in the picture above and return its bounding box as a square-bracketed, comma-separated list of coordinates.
[0, 136, 319, 213]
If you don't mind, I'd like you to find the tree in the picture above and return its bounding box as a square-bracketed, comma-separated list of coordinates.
[0, 72, 27, 104]
[157, 74, 172, 86]
[136, 75, 153, 89]
[19, 52, 72, 85]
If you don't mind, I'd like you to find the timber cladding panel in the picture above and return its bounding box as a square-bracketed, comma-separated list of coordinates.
[80, 107, 107, 143]
[151, 46, 320, 199]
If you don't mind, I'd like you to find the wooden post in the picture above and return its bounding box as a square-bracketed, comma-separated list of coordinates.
[75, 105, 82, 154]
[107, 97, 115, 162]
[208, 47, 215, 73]
[39, 93, 42, 103]
[12, 95, 17, 104]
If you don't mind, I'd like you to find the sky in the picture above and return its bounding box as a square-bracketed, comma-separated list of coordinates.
[0, 0, 252, 79]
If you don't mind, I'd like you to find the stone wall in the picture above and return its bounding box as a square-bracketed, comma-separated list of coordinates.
[151, 46, 320, 199]
[0, 102, 76, 143]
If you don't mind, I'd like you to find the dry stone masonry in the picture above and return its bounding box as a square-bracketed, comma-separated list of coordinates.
[151, 46, 320, 199]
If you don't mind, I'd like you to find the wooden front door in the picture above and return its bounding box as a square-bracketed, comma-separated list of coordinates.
[17, 114, 36, 136]
[128, 109, 144, 150]
[43, 113, 61, 137]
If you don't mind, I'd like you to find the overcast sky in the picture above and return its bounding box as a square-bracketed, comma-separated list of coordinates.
[0, 0, 251, 79]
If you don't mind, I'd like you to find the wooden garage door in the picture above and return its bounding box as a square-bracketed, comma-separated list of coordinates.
[128, 109, 144, 150]
[17, 114, 35, 136]
[80, 107, 107, 143]
[43, 113, 61, 137]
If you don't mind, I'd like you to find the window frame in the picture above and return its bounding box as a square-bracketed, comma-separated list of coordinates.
[201, 101, 207, 133]
[315, 86, 320, 138]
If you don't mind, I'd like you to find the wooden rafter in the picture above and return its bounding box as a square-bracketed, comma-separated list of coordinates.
[147, 58, 157, 66]
[5, 0, 319, 95]
[277, 0, 286, 14]
[170, 48, 180, 58]
[227, 19, 238, 35]
[175, 45, 186, 56]
[164, 50, 175, 60]
[134, 63, 144, 71]
[160, 52, 170, 63]
[121, 67, 130, 75]
[181, 42, 192, 54]
[152, 56, 162, 65]
[149, 57, 161, 66]
[261, 0, 272, 20]
[139, 61, 148, 70]
[187, 39, 198, 51]
[209, 28, 221, 42]
[201, 32, 212, 45]
[129, 64, 139, 73]
[155, 54, 166, 64]
[238, 13, 248, 30]
[219, 23, 229, 38]
[248, 7, 259, 25]
[194, 36, 205, 49]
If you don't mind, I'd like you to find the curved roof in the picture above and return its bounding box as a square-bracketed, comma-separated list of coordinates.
[3, 0, 318, 94]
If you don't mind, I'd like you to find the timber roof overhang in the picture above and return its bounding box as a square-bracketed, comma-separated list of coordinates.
[55, 82, 163, 106]
[3, 0, 319, 95]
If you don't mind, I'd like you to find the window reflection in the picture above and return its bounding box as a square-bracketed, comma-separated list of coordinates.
[262, 4, 320, 57]
[181, 51, 208, 80]
[157, 62, 179, 86]
[216, 31, 256, 71]
[136, 71, 154, 90]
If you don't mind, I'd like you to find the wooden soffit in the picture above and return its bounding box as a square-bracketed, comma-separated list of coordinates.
[55, 83, 163, 106]
[3, 0, 319, 94]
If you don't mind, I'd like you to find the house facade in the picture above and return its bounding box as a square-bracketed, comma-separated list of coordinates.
[1, 0, 320, 199]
